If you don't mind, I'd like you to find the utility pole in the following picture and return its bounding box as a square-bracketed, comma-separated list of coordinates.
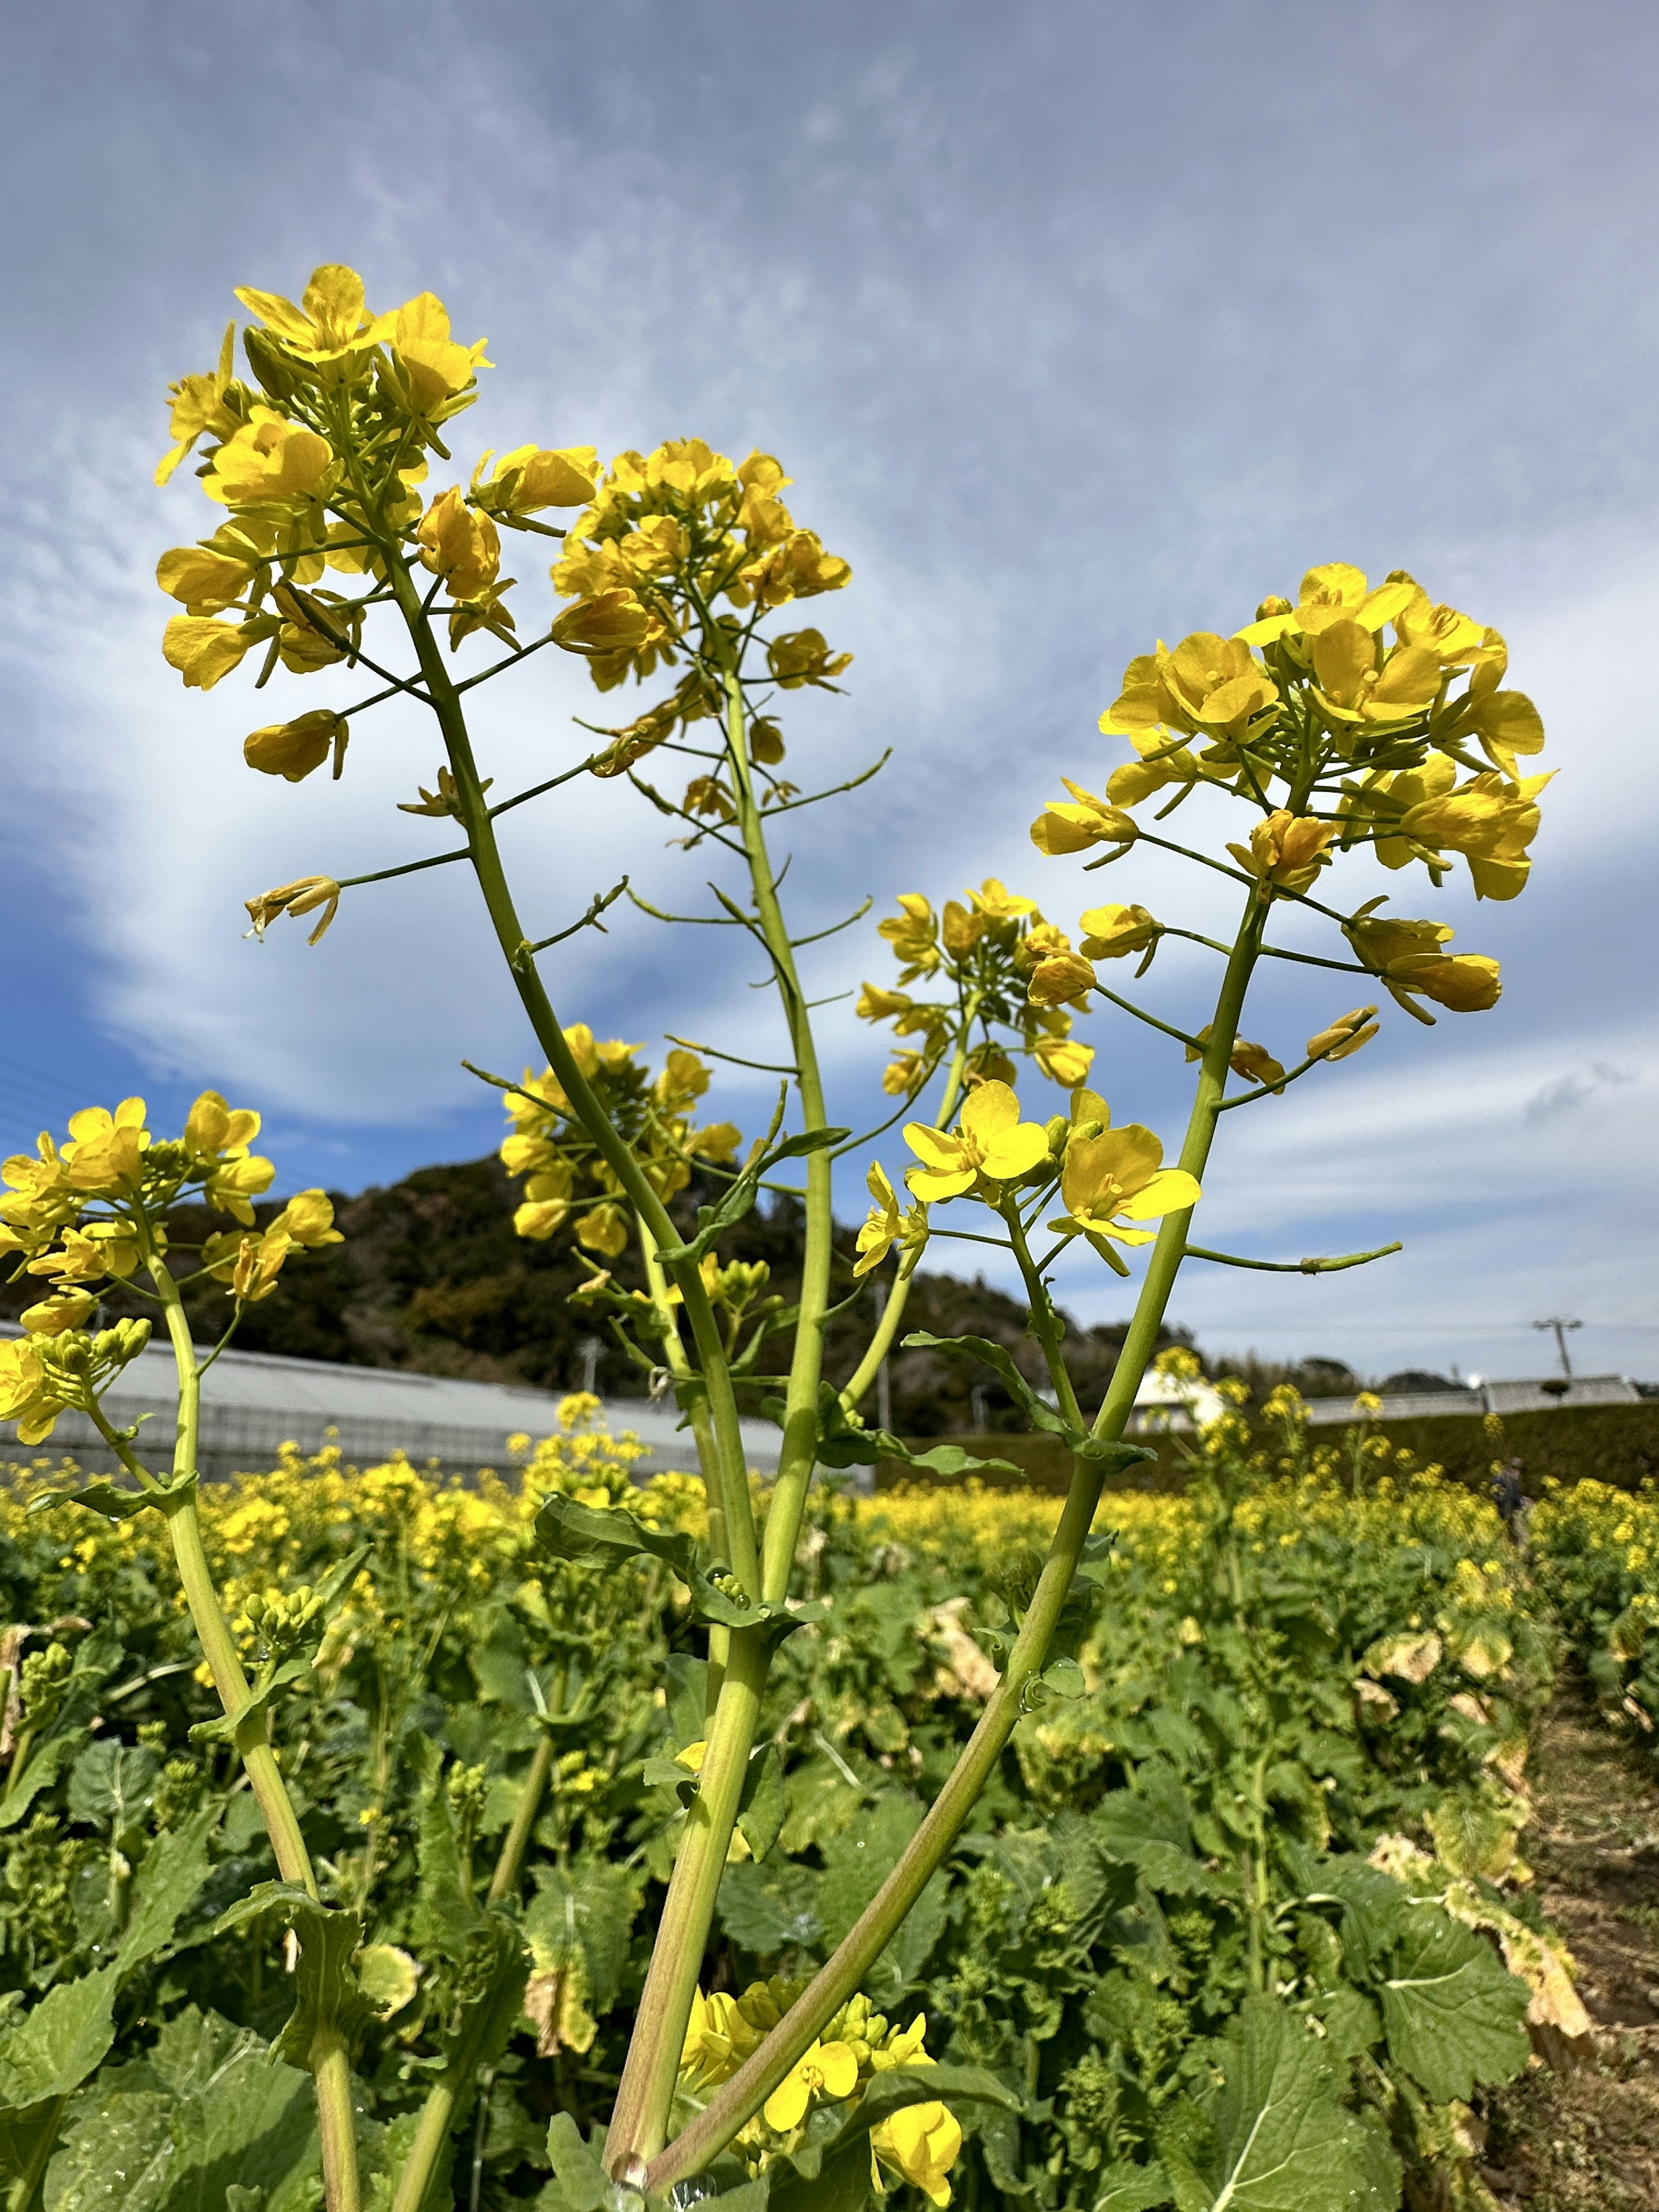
[1534, 1317, 1582, 1381]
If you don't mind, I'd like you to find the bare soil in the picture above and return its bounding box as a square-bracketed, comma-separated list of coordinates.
[1480, 1682, 1659, 2209]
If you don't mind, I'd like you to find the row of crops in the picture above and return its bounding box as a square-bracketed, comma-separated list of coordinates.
[2, 1407, 1656, 2211]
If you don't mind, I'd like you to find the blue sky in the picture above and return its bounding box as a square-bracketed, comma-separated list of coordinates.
[3, 0, 1656, 1383]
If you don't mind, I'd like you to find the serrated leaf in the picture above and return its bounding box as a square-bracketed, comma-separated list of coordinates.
[0, 1965, 118, 2110]
[534, 1493, 821, 1641]
[1379, 1913, 1531, 2104]
[1158, 1996, 1399, 2212]
[26, 1473, 197, 1523]
[0, 1731, 84, 1831]
[544, 2112, 642, 2212]
[44, 2005, 320, 2212]
[118, 1805, 221, 1973]
[212, 1882, 375, 2071]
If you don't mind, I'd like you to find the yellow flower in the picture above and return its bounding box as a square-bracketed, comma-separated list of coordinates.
[203, 407, 335, 511]
[244, 710, 346, 783]
[766, 628, 852, 689]
[574, 1205, 628, 1260]
[871, 2101, 963, 2207]
[1226, 810, 1336, 894]
[1049, 1095, 1200, 1270]
[1031, 1033, 1095, 1087]
[854, 1163, 929, 1280]
[235, 264, 385, 367]
[385, 292, 491, 415]
[1029, 780, 1138, 856]
[0, 1337, 67, 1445]
[1308, 622, 1442, 725]
[471, 444, 598, 517]
[903, 1082, 1050, 1201]
[734, 529, 852, 607]
[417, 487, 503, 599]
[162, 614, 260, 692]
[63, 1101, 149, 1198]
[1025, 953, 1096, 1009]
[1397, 769, 1549, 901]
[156, 542, 259, 615]
[24, 1223, 141, 1287]
[762, 2038, 859, 2132]
[1234, 563, 1417, 645]
[1104, 631, 1279, 744]
[269, 1191, 343, 1249]
[1077, 903, 1159, 960]
[244, 876, 342, 947]
[551, 588, 656, 662]
[967, 879, 1037, 922]
[1346, 914, 1502, 1014]
[878, 895, 941, 985]
[1306, 1006, 1380, 1062]
[19, 1288, 97, 1336]
[155, 320, 241, 486]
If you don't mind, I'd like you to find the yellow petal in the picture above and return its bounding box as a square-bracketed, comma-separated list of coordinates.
[1117, 1167, 1201, 1220]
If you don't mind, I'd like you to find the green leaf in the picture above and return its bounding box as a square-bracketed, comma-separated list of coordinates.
[0, 1967, 118, 2111]
[0, 1730, 85, 1831]
[818, 1795, 922, 1950]
[1379, 1913, 1532, 2104]
[1042, 1658, 1088, 1699]
[44, 2006, 321, 2212]
[543, 2112, 642, 2212]
[899, 1333, 1155, 1471]
[118, 1806, 221, 1974]
[736, 1743, 786, 1863]
[1092, 2165, 1174, 2211]
[534, 1493, 823, 1643]
[212, 1882, 375, 2071]
[67, 1740, 159, 1835]
[187, 1656, 313, 1748]
[1157, 1996, 1399, 2212]
[26, 1473, 197, 1522]
[525, 1862, 642, 2018]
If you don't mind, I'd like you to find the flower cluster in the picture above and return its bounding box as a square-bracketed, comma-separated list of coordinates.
[678, 1980, 961, 2203]
[1027, 563, 1548, 1039]
[852, 1077, 1195, 1284]
[0, 1091, 341, 1446]
[498, 1030, 740, 1260]
[858, 880, 1096, 1101]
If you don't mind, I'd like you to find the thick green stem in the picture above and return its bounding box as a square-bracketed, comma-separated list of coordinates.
[602, 1628, 770, 2178]
[380, 564, 777, 2180]
[646, 891, 1268, 2192]
[142, 1252, 361, 2212]
[716, 658, 833, 1605]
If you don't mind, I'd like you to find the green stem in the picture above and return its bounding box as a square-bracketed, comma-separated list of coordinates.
[485, 1734, 555, 1910]
[645, 891, 1267, 2193]
[840, 1005, 978, 1414]
[138, 1245, 361, 2212]
[603, 1628, 771, 2180]
[387, 556, 760, 1598]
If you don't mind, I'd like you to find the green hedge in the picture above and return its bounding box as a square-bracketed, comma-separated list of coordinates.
[874, 1399, 1659, 1498]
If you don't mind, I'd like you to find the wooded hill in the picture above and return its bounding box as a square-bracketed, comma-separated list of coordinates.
[0, 1155, 1194, 1437]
